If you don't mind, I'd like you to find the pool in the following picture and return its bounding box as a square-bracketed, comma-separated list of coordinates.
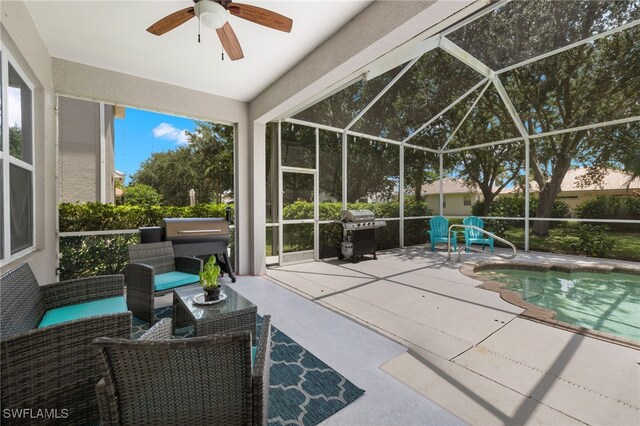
[471, 265, 640, 344]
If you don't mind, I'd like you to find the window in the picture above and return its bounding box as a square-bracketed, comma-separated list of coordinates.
[443, 196, 447, 209]
[1, 47, 35, 264]
[464, 195, 471, 206]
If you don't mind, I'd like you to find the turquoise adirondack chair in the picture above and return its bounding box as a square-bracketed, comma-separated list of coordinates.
[428, 216, 457, 252]
[463, 216, 494, 253]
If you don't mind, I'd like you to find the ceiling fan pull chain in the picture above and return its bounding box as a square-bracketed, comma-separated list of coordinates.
[197, 18, 201, 43]
[221, 49, 225, 61]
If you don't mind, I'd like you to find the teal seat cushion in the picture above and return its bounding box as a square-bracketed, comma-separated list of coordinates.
[154, 271, 200, 292]
[39, 296, 127, 328]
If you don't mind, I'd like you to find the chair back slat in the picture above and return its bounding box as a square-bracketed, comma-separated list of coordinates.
[463, 216, 484, 239]
[429, 216, 450, 238]
[0, 264, 46, 338]
[128, 241, 176, 275]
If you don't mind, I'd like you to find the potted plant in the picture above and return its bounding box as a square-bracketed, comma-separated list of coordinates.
[200, 257, 222, 301]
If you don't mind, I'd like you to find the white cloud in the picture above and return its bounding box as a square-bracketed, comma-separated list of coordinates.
[152, 122, 189, 145]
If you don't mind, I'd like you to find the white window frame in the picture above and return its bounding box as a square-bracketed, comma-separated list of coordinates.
[1, 45, 37, 266]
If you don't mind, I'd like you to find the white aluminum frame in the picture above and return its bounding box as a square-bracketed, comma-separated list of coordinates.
[0, 45, 37, 266]
[278, 121, 320, 264]
[497, 19, 640, 74]
[271, 3, 640, 262]
[99, 102, 106, 203]
[344, 57, 420, 131]
[403, 78, 488, 146]
[440, 80, 491, 152]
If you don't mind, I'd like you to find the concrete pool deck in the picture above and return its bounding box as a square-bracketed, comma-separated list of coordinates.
[265, 248, 640, 425]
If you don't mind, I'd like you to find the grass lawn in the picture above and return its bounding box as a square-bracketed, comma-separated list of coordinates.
[501, 223, 640, 262]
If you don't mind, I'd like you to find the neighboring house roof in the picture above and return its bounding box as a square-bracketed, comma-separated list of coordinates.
[114, 170, 125, 179]
[423, 169, 639, 197]
[421, 178, 481, 195]
[553, 168, 639, 191]
[505, 168, 640, 193]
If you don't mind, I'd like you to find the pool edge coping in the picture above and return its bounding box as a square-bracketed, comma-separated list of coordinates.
[459, 261, 640, 351]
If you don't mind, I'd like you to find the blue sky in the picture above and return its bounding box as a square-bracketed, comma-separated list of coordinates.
[114, 107, 197, 184]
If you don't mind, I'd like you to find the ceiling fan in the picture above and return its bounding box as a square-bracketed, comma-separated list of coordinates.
[146, 0, 293, 61]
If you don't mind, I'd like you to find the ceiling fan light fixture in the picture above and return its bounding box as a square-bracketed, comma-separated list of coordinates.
[196, 0, 228, 29]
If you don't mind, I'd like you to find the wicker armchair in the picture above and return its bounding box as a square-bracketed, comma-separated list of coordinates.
[0, 263, 131, 425]
[124, 241, 202, 323]
[93, 315, 272, 425]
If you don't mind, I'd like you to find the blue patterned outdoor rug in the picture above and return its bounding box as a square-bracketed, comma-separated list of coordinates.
[132, 308, 365, 426]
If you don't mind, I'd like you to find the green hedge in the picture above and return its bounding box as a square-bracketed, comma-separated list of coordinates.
[283, 201, 433, 258]
[470, 196, 570, 236]
[59, 234, 140, 280]
[59, 202, 232, 232]
[60, 200, 433, 279]
[59, 202, 233, 279]
[471, 196, 571, 220]
[575, 196, 640, 230]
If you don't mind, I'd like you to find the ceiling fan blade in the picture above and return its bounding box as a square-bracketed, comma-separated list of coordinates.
[228, 3, 293, 33]
[216, 22, 244, 61]
[147, 7, 195, 36]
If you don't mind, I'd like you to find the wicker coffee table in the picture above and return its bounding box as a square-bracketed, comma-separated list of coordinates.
[172, 284, 257, 340]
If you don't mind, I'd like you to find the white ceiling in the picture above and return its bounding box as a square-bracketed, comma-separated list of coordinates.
[25, 0, 373, 102]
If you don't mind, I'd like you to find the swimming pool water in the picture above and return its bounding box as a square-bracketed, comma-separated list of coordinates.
[478, 268, 640, 341]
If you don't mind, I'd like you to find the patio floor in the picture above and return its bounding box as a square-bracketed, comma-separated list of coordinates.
[253, 247, 640, 425]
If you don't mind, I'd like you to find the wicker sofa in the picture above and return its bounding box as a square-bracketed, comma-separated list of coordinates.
[125, 241, 202, 324]
[0, 263, 131, 425]
[94, 315, 272, 425]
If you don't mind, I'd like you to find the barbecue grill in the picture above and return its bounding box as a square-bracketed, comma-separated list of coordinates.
[336, 209, 386, 262]
[140, 217, 236, 282]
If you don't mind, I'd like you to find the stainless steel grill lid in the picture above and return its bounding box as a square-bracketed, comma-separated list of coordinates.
[339, 210, 386, 230]
[162, 218, 229, 244]
[340, 209, 375, 222]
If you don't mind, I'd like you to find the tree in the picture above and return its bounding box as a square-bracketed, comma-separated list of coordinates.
[456, 145, 524, 215]
[293, 49, 480, 202]
[131, 147, 203, 205]
[404, 149, 439, 202]
[288, 1, 638, 229]
[346, 137, 399, 203]
[449, 1, 640, 235]
[124, 184, 163, 206]
[505, 24, 640, 235]
[447, 86, 525, 215]
[9, 124, 22, 157]
[185, 122, 234, 204]
[131, 121, 234, 205]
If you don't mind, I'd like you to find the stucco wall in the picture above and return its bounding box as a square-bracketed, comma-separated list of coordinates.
[426, 193, 478, 216]
[58, 97, 117, 204]
[104, 104, 115, 204]
[58, 96, 100, 202]
[1, 1, 57, 283]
